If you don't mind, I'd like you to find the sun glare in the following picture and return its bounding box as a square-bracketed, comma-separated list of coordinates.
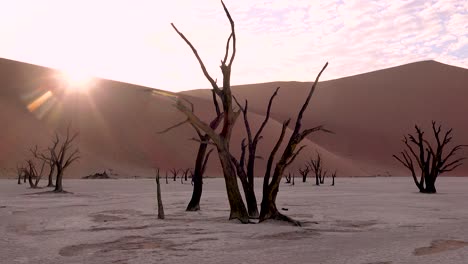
[55, 69, 96, 93]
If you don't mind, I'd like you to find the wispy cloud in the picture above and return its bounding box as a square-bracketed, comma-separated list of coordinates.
[0, 0, 466, 91]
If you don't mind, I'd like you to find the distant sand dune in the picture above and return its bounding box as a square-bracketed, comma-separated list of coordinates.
[1, 58, 467, 178]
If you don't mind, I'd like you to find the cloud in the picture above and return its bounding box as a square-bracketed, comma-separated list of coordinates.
[0, 0, 467, 91]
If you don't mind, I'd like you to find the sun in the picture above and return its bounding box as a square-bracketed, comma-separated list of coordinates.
[55, 68, 96, 93]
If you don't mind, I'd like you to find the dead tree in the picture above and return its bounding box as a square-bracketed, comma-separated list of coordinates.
[331, 171, 337, 186]
[284, 172, 292, 184]
[309, 152, 324, 186]
[231, 87, 280, 219]
[164, 1, 250, 222]
[182, 168, 190, 182]
[157, 92, 221, 211]
[48, 127, 80, 192]
[16, 164, 24, 184]
[25, 159, 45, 188]
[165, 171, 169, 184]
[155, 168, 165, 219]
[299, 165, 311, 183]
[260, 62, 329, 225]
[320, 170, 327, 184]
[31, 146, 55, 187]
[393, 121, 466, 193]
[170, 168, 179, 182]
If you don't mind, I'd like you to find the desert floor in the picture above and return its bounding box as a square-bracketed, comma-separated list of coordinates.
[1, 177, 467, 264]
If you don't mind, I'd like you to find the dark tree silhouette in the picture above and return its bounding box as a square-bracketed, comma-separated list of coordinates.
[16, 164, 24, 185]
[331, 170, 337, 186]
[231, 87, 280, 218]
[299, 165, 311, 183]
[155, 168, 165, 219]
[31, 145, 55, 187]
[309, 152, 325, 186]
[170, 168, 179, 181]
[260, 62, 330, 225]
[393, 121, 466, 193]
[157, 92, 221, 211]
[284, 172, 292, 184]
[24, 159, 45, 188]
[47, 127, 80, 192]
[166, 0, 250, 222]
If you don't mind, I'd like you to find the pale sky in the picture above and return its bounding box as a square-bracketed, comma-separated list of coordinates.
[1, 0, 467, 92]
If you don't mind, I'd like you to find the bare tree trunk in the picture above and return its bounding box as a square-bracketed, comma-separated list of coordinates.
[187, 142, 209, 211]
[218, 147, 250, 222]
[155, 169, 165, 219]
[260, 62, 329, 225]
[47, 166, 55, 187]
[54, 170, 64, 192]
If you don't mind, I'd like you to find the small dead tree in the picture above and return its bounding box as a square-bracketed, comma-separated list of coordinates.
[320, 170, 327, 184]
[165, 171, 169, 184]
[298, 165, 311, 183]
[155, 168, 165, 219]
[309, 152, 324, 186]
[331, 170, 337, 186]
[16, 164, 24, 185]
[284, 172, 292, 184]
[260, 62, 330, 225]
[170, 168, 179, 182]
[393, 121, 466, 193]
[48, 127, 80, 192]
[182, 168, 190, 182]
[231, 87, 280, 218]
[31, 145, 55, 187]
[25, 159, 45, 188]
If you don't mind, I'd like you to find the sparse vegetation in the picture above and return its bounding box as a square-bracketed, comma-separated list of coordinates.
[393, 121, 466, 193]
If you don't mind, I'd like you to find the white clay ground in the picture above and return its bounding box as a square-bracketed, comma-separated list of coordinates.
[1, 177, 467, 264]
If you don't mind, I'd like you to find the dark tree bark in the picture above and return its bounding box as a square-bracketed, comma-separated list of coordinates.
[331, 171, 336, 186]
[170, 168, 179, 182]
[299, 165, 310, 183]
[231, 87, 280, 219]
[284, 172, 292, 184]
[163, 1, 250, 223]
[186, 145, 213, 211]
[393, 121, 466, 193]
[309, 152, 324, 186]
[260, 62, 329, 226]
[16, 165, 23, 185]
[31, 146, 55, 187]
[25, 159, 45, 188]
[155, 169, 165, 219]
[46, 126, 80, 193]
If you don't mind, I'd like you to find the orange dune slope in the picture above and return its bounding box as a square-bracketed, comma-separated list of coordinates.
[183, 61, 468, 176]
[1, 58, 467, 178]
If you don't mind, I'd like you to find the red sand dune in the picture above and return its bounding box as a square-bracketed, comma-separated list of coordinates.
[1, 58, 467, 178]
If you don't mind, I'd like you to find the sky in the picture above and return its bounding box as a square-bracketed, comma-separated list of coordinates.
[0, 0, 467, 92]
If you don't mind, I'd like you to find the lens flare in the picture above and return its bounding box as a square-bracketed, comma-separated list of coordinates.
[55, 69, 96, 93]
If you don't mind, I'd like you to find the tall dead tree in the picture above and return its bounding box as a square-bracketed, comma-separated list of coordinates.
[155, 168, 165, 219]
[393, 121, 466, 193]
[157, 91, 221, 211]
[165, 1, 250, 222]
[231, 87, 280, 218]
[260, 62, 329, 225]
[48, 127, 80, 192]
